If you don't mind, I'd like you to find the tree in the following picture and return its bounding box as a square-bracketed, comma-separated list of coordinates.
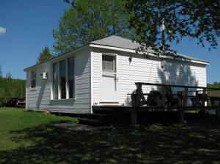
[125, 0, 220, 51]
[37, 47, 54, 64]
[5, 72, 12, 80]
[0, 65, 2, 78]
[54, 0, 134, 54]
[208, 82, 220, 89]
[0, 78, 25, 106]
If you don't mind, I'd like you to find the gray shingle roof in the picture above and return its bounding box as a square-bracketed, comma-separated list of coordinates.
[91, 35, 140, 50]
[91, 35, 208, 64]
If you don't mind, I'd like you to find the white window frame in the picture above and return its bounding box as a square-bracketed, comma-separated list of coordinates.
[52, 57, 75, 100]
[102, 53, 117, 74]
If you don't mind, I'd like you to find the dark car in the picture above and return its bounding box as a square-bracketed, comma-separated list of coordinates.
[6, 98, 25, 108]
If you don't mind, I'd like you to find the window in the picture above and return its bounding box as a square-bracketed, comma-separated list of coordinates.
[52, 57, 75, 100]
[30, 71, 36, 88]
[102, 54, 116, 72]
[60, 60, 66, 99]
[53, 63, 59, 99]
[68, 57, 75, 98]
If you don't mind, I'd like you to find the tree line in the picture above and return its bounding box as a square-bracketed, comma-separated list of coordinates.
[208, 82, 220, 89]
[0, 70, 25, 106]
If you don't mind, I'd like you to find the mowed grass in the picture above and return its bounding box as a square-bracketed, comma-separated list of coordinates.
[1, 108, 220, 163]
[0, 108, 77, 151]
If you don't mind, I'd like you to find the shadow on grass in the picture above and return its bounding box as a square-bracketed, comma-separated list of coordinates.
[1, 116, 220, 163]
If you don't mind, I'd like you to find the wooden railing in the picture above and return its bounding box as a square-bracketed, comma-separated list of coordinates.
[130, 82, 220, 125]
[132, 82, 220, 108]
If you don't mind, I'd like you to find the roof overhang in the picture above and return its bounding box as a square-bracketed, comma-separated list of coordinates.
[89, 43, 209, 66]
[24, 45, 89, 72]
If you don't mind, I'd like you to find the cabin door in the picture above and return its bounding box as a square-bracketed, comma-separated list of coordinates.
[101, 54, 117, 102]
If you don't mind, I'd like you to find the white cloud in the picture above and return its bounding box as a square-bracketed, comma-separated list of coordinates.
[0, 26, 6, 35]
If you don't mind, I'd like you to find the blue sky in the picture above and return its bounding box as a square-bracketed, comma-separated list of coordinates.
[0, 0, 219, 83]
[0, 0, 69, 79]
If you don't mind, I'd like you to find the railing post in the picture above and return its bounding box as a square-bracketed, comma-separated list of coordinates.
[179, 87, 187, 123]
[202, 88, 206, 112]
[131, 83, 142, 127]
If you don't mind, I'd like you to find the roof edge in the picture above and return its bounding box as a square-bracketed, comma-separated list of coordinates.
[24, 45, 89, 72]
[89, 43, 209, 65]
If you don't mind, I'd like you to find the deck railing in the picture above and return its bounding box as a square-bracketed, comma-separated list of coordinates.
[132, 82, 220, 108]
[130, 82, 220, 125]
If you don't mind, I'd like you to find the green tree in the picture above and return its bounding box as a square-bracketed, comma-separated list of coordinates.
[54, 0, 133, 54]
[0, 78, 25, 106]
[0, 65, 2, 78]
[5, 72, 12, 79]
[208, 82, 220, 89]
[125, 0, 220, 51]
[37, 47, 54, 64]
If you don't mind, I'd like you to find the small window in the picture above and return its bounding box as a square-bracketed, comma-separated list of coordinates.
[102, 54, 116, 72]
[30, 71, 36, 88]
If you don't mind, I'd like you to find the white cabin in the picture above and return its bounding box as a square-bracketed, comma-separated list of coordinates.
[24, 35, 208, 113]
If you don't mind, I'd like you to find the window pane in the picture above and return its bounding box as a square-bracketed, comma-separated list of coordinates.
[60, 60, 66, 99]
[31, 71, 36, 88]
[102, 55, 116, 72]
[68, 57, 75, 98]
[53, 63, 58, 99]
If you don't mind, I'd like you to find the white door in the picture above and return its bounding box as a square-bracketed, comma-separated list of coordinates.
[101, 74, 117, 102]
[101, 54, 117, 102]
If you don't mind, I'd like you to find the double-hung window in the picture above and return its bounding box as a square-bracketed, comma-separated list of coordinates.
[52, 57, 75, 100]
[102, 54, 116, 73]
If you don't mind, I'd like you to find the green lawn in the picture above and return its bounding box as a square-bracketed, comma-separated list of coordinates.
[0, 108, 77, 151]
[1, 108, 220, 163]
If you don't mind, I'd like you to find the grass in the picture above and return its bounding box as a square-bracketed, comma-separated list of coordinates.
[0, 108, 77, 151]
[1, 108, 220, 163]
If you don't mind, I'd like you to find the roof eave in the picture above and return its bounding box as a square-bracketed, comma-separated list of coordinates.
[89, 43, 209, 65]
[24, 45, 89, 72]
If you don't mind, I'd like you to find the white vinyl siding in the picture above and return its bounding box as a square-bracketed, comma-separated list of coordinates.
[26, 48, 91, 113]
[117, 55, 206, 105]
[91, 51, 102, 105]
[91, 49, 207, 106]
[49, 48, 91, 113]
[25, 46, 207, 113]
[26, 63, 51, 109]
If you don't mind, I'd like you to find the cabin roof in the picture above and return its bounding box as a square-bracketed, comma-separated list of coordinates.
[90, 35, 208, 64]
[91, 35, 140, 50]
[24, 35, 209, 71]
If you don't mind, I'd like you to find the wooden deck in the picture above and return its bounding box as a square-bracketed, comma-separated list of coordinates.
[93, 82, 220, 125]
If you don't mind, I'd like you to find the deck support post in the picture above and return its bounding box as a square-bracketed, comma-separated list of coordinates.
[179, 109, 185, 124]
[179, 87, 187, 123]
[201, 88, 206, 114]
[130, 83, 143, 127]
[130, 108, 138, 127]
